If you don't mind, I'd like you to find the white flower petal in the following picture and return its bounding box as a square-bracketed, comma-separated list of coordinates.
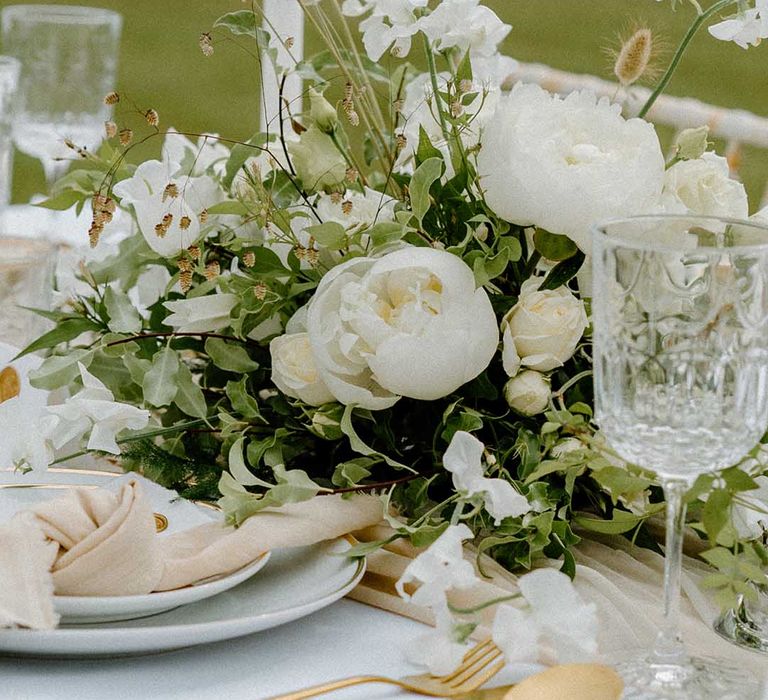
[492, 604, 541, 665]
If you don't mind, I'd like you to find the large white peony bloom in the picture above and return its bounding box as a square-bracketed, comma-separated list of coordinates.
[659, 152, 748, 219]
[478, 84, 665, 253]
[306, 247, 499, 410]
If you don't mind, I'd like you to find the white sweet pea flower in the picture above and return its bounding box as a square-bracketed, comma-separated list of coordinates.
[46, 364, 150, 454]
[396, 56, 517, 175]
[405, 607, 471, 676]
[420, 0, 510, 57]
[0, 343, 55, 471]
[708, 0, 768, 49]
[113, 159, 225, 257]
[313, 187, 397, 232]
[342, 0, 428, 61]
[659, 152, 748, 219]
[128, 265, 174, 315]
[163, 293, 238, 333]
[306, 247, 499, 410]
[502, 278, 588, 373]
[162, 128, 229, 177]
[492, 569, 599, 665]
[443, 431, 530, 524]
[396, 523, 478, 608]
[478, 84, 665, 253]
[270, 332, 335, 406]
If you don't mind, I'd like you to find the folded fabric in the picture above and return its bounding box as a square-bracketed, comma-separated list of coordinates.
[348, 525, 768, 679]
[0, 479, 383, 630]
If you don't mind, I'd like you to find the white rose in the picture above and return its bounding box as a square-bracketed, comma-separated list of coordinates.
[306, 247, 499, 410]
[478, 84, 665, 253]
[163, 293, 238, 333]
[502, 279, 588, 373]
[504, 370, 550, 416]
[270, 332, 335, 406]
[660, 152, 748, 219]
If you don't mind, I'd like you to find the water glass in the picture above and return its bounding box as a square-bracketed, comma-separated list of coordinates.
[0, 55, 19, 207]
[592, 214, 768, 699]
[0, 4, 122, 185]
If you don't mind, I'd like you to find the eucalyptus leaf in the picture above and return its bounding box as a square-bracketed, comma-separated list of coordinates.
[533, 229, 579, 262]
[205, 337, 259, 373]
[28, 349, 93, 389]
[174, 363, 208, 418]
[410, 157, 443, 226]
[104, 287, 142, 334]
[142, 348, 180, 407]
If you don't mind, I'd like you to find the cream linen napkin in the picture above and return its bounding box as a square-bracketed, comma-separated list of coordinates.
[0, 479, 383, 629]
[348, 525, 768, 678]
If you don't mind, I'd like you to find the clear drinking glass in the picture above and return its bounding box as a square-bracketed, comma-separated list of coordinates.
[592, 214, 768, 699]
[0, 4, 122, 185]
[0, 55, 19, 207]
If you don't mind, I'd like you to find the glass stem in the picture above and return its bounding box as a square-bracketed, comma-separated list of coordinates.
[654, 478, 690, 663]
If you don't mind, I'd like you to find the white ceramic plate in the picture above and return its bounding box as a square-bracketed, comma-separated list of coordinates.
[0, 468, 270, 623]
[0, 537, 365, 658]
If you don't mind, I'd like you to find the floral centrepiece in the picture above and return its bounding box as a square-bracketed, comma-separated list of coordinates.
[19, 0, 768, 670]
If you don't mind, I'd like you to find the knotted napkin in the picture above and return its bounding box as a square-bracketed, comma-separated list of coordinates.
[0, 479, 383, 630]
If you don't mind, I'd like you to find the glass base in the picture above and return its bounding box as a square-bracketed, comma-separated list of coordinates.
[715, 603, 768, 654]
[616, 654, 761, 699]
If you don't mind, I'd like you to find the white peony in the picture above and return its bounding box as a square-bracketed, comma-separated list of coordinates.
[504, 370, 550, 416]
[659, 152, 748, 219]
[306, 247, 498, 410]
[269, 332, 335, 406]
[478, 84, 665, 253]
[502, 278, 588, 373]
[163, 293, 238, 333]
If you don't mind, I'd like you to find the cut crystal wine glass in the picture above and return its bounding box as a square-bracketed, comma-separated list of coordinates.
[592, 214, 768, 699]
[0, 4, 122, 186]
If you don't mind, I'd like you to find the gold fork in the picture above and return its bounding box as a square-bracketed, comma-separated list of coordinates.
[268, 638, 504, 699]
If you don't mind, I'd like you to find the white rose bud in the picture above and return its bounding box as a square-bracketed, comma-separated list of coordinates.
[504, 370, 550, 416]
[674, 126, 709, 161]
[270, 332, 335, 406]
[309, 87, 338, 135]
[287, 125, 347, 192]
[502, 278, 588, 372]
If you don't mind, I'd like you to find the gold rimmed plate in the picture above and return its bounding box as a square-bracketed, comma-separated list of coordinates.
[0, 468, 271, 624]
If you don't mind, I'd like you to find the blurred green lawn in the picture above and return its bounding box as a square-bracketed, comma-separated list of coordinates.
[1, 0, 766, 207]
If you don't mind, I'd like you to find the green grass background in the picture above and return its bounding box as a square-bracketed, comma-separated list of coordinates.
[1, 0, 766, 207]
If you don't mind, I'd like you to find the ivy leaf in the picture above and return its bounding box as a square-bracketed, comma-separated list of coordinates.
[143, 348, 180, 407]
[410, 157, 443, 226]
[228, 437, 271, 487]
[206, 200, 249, 216]
[271, 463, 321, 502]
[416, 125, 443, 166]
[174, 363, 208, 418]
[35, 189, 83, 211]
[332, 457, 375, 488]
[123, 354, 152, 386]
[226, 377, 264, 420]
[205, 337, 259, 373]
[368, 222, 408, 249]
[340, 405, 414, 472]
[104, 287, 142, 334]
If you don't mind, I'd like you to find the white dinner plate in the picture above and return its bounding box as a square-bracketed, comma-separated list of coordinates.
[0, 537, 365, 658]
[0, 468, 271, 623]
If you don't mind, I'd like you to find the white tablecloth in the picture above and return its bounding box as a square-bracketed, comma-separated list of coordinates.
[0, 600, 447, 700]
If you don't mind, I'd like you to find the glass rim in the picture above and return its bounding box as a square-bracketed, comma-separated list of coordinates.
[0, 4, 122, 27]
[592, 213, 768, 255]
